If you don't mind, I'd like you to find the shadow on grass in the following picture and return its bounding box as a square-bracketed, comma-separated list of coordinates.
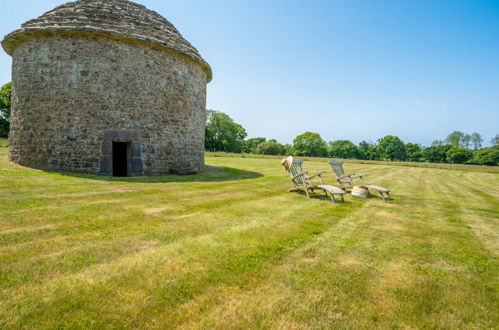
[55, 165, 263, 183]
[293, 189, 396, 203]
[292, 190, 347, 203]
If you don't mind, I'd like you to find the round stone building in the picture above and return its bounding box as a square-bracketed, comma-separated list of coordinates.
[2, 0, 211, 176]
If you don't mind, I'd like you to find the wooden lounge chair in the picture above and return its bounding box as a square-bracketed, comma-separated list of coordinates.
[283, 158, 345, 203]
[328, 160, 393, 200]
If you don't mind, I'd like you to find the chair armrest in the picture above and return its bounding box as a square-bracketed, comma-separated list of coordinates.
[291, 171, 308, 180]
[337, 173, 353, 179]
[351, 173, 367, 179]
[307, 170, 327, 179]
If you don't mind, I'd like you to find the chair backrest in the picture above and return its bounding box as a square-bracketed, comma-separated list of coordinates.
[287, 159, 307, 186]
[328, 161, 345, 179]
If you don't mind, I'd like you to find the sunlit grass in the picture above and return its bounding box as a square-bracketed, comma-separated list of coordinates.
[0, 147, 497, 328]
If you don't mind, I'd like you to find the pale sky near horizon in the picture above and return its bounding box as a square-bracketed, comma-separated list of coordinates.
[1, 0, 498, 146]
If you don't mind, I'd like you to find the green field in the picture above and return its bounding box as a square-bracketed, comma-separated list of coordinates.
[0, 142, 498, 328]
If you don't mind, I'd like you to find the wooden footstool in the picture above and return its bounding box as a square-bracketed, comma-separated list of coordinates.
[317, 185, 346, 203]
[364, 185, 393, 200]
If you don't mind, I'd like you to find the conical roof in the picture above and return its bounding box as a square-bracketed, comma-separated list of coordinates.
[2, 0, 212, 81]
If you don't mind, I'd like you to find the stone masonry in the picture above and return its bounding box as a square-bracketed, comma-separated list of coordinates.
[2, 0, 212, 175]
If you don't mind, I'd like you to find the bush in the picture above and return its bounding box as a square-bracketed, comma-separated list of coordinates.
[280, 144, 293, 156]
[472, 146, 499, 166]
[243, 137, 266, 153]
[357, 141, 379, 160]
[405, 143, 423, 162]
[328, 140, 359, 159]
[256, 140, 282, 155]
[446, 147, 473, 164]
[423, 145, 452, 163]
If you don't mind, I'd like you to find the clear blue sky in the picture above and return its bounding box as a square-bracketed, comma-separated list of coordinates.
[1, 0, 498, 146]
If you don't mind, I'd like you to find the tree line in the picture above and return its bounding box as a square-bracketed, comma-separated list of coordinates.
[206, 109, 499, 166]
[0, 83, 497, 166]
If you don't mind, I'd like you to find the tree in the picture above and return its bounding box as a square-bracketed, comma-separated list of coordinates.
[446, 147, 473, 164]
[280, 144, 293, 156]
[205, 110, 247, 153]
[0, 82, 11, 138]
[377, 135, 406, 161]
[431, 140, 445, 146]
[357, 141, 379, 160]
[292, 132, 328, 157]
[444, 131, 474, 148]
[462, 134, 472, 149]
[470, 132, 483, 150]
[405, 143, 423, 162]
[472, 146, 499, 166]
[328, 140, 359, 159]
[256, 139, 283, 155]
[422, 145, 452, 163]
[491, 134, 499, 146]
[243, 137, 266, 153]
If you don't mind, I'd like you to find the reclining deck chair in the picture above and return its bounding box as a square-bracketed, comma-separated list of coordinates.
[282, 157, 345, 203]
[329, 160, 393, 200]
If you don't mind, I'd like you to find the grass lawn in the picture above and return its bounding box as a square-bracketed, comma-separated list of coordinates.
[0, 142, 498, 328]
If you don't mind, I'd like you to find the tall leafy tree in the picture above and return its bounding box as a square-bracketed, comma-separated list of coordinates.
[328, 140, 359, 159]
[491, 134, 499, 146]
[357, 141, 379, 160]
[405, 143, 423, 162]
[470, 132, 483, 150]
[205, 110, 247, 153]
[377, 135, 406, 161]
[292, 132, 328, 157]
[445, 131, 466, 148]
[243, 137, 266, 153]
[462, 134, 472, 149]
[0, 82, 11, 138]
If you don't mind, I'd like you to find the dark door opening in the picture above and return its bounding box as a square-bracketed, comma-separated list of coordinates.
[112, 142, 131, 177]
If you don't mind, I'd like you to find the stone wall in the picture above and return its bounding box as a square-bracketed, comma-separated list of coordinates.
[8, 34, 207, 175]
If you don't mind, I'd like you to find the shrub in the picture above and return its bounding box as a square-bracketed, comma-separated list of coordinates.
[472, 146, 499, 166]
[446, 147, 473, 164]
[328, 140, 359, 159]
[256, 140, 283, 155]
[423, 145, 452, 163]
